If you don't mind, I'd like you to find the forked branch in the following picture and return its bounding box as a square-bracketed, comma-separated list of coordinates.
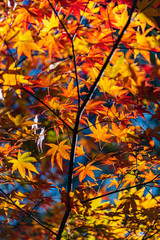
[56, 1, 138, 239]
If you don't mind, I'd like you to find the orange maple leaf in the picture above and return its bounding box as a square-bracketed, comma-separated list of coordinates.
[75, 145, 85, 157]
[74, 162, 102, 182]
[87, 117, 112, 142]
[45, 139, 70, 170]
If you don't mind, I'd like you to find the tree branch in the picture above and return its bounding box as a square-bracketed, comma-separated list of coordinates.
[2, 39, 73, 132]
[71, 39, 81, 109]
[47, 0, 81, 109]
[0, 188, 57, 236]
[47, 0, 72, 41]
[21, 84, 73, 132]
[56, 1, 138, 239]
[79, 0, 138, 115]
[56, 208, 71, 239]
[81, 173, 160, 203]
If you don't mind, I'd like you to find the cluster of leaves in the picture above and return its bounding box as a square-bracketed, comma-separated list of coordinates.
[0, 0, 160, 239]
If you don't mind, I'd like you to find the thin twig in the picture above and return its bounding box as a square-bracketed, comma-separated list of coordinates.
[21, 84, 73, 132]
[78, 119, 117, 132]
[47, 0, 81, 109]
[142, 218, 159, 240]
[71, 39, 81, 109]
[0, 188, 57, 236]
[72, 0, 89, 40]
[81, 173, 160, 203]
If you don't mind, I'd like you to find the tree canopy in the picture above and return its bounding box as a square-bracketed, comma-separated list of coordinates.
[0, 0, 160, 239]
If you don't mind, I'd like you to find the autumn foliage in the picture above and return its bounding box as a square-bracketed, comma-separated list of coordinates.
[0, 0, 160, 239]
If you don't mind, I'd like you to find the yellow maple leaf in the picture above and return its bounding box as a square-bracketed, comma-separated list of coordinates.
[91, 195, 102, 210]
[42, 13, 59, 33]
[130, 27, 160, 63]
[39, 33, 63, 59]
[114, 5, 129, 28]
[13, 30, 43, 60]
[8, 150, 39, 179]
[136, 0, 160, 29]
[99, 56, 128, 97]
[122, 172, 136, 187]
[0, 62, 29, 96]
[7, 113, 35, 127]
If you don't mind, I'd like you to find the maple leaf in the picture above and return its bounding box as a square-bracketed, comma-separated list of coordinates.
[85, 100, 104, 115]
[131, 28, 160, 63]
[99, 55, 128, 97]
[99, 77, 128, 97]
[139, 170, 155, 182]
[0, 62, 29, 95]
[0, 143, 21, 167]
[13, 7, 39, 31]
[8, 150, 39, 179]
[108, 178, 119, 188]
[39, 33, 63, 58]
[7, 113, 35, 127]
[97, 4, 117, 29]
[60, 79, 78, 98]
[122, 172, 136, 187]
[136, 0, 160, 29]
[87, 117, 112, 142]
[63, 0, 88, 22]
[114, 5, 129, 28]
[13, 30, 43, 60]
[45, 139, 70, 170]
[90, 195, 102, 210]
[110, 123, 140, 144]
[75, 145, 85, 157]
[0, 195, 25, 216]
[43, 96, 71, 112]
[60, 79, 84, 98]
[74, 162, 102, 182]
[14, 191, 27, 200]
[42, 13, 59, 33]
